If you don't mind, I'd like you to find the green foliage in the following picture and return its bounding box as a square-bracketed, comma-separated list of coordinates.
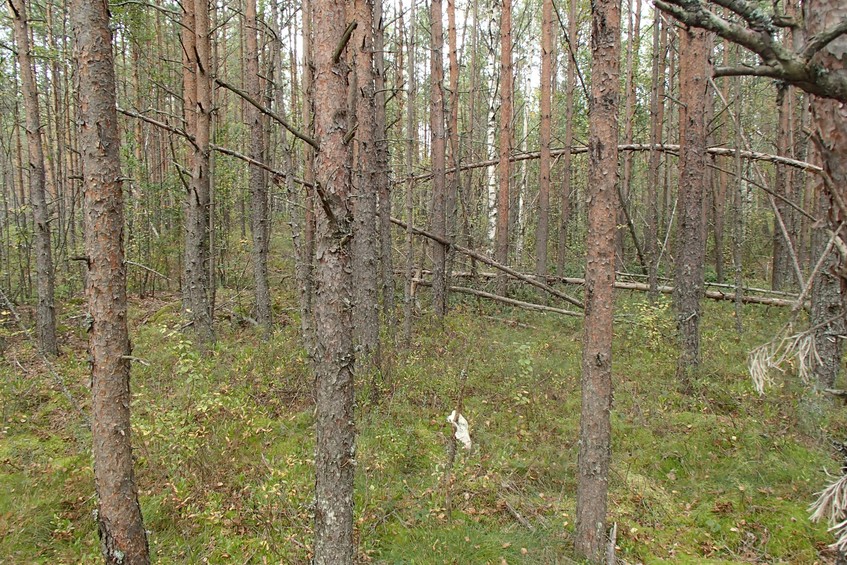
[0, 288, 841, 563]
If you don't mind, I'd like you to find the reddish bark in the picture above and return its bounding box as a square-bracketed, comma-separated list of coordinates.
[71, 0, 150, 560]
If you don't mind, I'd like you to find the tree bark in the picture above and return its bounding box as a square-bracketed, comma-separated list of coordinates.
[537, 0, 553, 279]
[496, 0, 512, 294]
[430, 0, 448, 317]
[245, 0, 272, 332]
[811, 190, 845, 389]
[806, 0, 847, 396]
[183, 0, 214, 342]
[675, 27, 710, 390]
[575, 0, 620, 559]
[8, 0, 58, 356]
[646, 8, 663, 299]
[374, 0, 394, 333]
[402, 2, 417, 343]
[352, 0, 381, 366]
[71, 0, 150, 560]
[310, 0, 356, 558]
[772, 84, 796, 291]
[557, 0, 577, 276]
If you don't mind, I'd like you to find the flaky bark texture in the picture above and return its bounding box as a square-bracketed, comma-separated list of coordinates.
[495, 0, 512, 294]
[536, 0, 553, 279]
[807, 0, 847, 391]
[8, 0, 57, 356]
[311, 0, 355, 559]
[71, 0, 150, 561]
[674, 28, 710, 390]
[245, 0, 272, 332]
[184, 0, 214, 342]
[352, 0, 381, 365]
[575, 0, 620, 560]
[430, 0, 448, 317]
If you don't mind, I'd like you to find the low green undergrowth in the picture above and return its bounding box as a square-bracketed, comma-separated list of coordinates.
[1, 290, 842, 563]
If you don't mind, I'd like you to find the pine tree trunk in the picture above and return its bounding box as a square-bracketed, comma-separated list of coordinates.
[646, 8, 662, 299]
[9, 0, 58, 356]
[575, 0, 620, 559]
[183, 0, 214, 342]
[430, 0, 448, 316]
[495, 0, 512, 294]
[402, 2, 417, 344]
[806, 0, 847, 388]
[71, 0, 150, 560]
[310, 0, 356, 557]
[557, 0, 577, 276]
[245, 0, 272, 331]
[536, 0, 553, 279]
[352, 0, 381, 366]
[675, 28, 710, 390]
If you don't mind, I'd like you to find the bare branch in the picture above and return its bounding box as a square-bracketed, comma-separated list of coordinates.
[214, 78, 320, 150]
[655, 0, 847, 102]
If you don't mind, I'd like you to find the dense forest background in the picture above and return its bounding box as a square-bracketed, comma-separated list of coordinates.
[2, 0, 847, 561]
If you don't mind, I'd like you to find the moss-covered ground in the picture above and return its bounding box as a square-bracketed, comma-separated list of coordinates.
[1, 280, 844, 563]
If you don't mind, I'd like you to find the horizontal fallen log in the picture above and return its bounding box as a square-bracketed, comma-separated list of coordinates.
[413, 279, 582, 317]
[556, 276, 801, 308]
[391, 217, 584, 309]
[407, 268, 800, 305]
[411, 143, 822, 183]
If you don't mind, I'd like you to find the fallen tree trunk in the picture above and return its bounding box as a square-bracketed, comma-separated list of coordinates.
[391, 217, 584, 309]
[411, 143, 822, 183]
[407, 269, 801, 307]
[413, 279, 582, 317]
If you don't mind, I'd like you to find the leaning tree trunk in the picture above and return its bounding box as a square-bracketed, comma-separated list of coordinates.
[8, 0, 58, 356]
[71, 0, 150, 561]
[310, 0, 356, 558]
[674, 27, 710, 391]
[574, 0, 620, 559]
[245, 0, 272, 332]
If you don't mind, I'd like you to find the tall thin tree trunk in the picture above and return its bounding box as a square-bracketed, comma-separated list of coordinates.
[71, 0, 150, 560]
[617, 0, 641, 270]
[245, 0, 272, 331]
[557, 0, 577, 276]
[446, 0, 460, 294]
[310, 0, 355, 557]
[575, 0, 620, 559]
[537, 0, 553, 279]
[183, 0, 214, 342]
[646, 8, 662, 299]
[403, 3, 417, 343]
[430, 0, 448, 316]
[375, 0, 394, 333]
[352, 0, 381, 366]
[772, 84, 796, 290]
[495, 0, 512, 294]
[8, 0, 58, 356]
[675, 28, 710, 389]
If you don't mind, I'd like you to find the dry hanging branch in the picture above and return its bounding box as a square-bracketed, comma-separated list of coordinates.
[654, 0, 847, 102]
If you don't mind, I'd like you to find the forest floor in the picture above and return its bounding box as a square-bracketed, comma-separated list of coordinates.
[1, 275, 845, 563]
